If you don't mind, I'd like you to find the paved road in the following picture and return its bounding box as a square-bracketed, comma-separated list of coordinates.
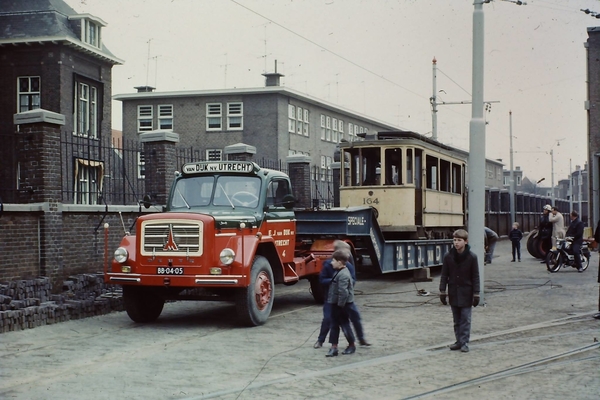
[1, 240, 599, 399]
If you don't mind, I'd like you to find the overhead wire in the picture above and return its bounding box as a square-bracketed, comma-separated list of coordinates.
[229, 0, 428, 101]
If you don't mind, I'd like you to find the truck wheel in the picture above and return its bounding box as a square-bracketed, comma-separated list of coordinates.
[123, 286, 165, 323]
[308, 276, 325, 304]
[236, 255, 274, 326]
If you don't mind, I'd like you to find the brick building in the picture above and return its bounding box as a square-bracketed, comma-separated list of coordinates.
[114, 71, 399, 176]
[0, 0, 122, 204]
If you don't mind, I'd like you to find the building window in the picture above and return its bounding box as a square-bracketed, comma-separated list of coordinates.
[18, 76, 41, 112]
[158, 105, 173, 130]
[320, 114, 326, 140]
[326, 116, 331, 141]
[227, 102, 243, 130]
[138, 105, 153, 132]
[486, 164, 494, 179]
[75, 83, 98, 138]
[303, 109, 309, 136]
[288, 105, 296, 133]
[332, 118, 338, 143]
[206, 149, 223, 161]
[207, 103, 222, 130]
[74, 159, 103, 205]
[81, 19, 101, 48]
[504, 176, 509, 186]
[516, 175, 521, 186]
[297, 107, 303, 134]
[138, 152, 145, 179]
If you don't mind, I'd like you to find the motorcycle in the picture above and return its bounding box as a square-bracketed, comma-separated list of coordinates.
[545, 237, 590, 273]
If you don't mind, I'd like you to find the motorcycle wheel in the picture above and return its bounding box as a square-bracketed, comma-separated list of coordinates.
[580, 253, 590, 272]
[546, 251, 561, 273]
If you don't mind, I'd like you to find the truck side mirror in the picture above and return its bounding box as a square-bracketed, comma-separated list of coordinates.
[281, 194, 296, 210]
[142, 194, 152, 209]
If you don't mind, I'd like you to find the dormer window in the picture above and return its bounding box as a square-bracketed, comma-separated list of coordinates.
[69, 14, 106, 49]
[82, 19, 101, 48]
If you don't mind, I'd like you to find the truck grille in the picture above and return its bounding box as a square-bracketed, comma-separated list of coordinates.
[141, 220, 203, 256]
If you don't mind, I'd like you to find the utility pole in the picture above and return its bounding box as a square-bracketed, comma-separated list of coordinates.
[509, 111, 515, 224]
[468, 0, 486, 302]
[431, 57, 438, 141]
[569, 159, 573, 212]
[430, 58, 498, 143]
[550, 148, 555, 206]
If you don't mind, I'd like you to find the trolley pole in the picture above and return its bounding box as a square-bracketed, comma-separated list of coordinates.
[509, 111, 515, 225]
[468, 0, 486, 303]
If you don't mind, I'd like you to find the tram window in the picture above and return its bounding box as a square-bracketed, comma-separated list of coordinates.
[406, 148, 413, 184]
[361, 147, 381, 186]
[385, 148, 402, 185]
[414, 149, 422, 189]
[440, 159, 451, 192]
[426, 155, 438, 190]
[452, 163, 462, 194]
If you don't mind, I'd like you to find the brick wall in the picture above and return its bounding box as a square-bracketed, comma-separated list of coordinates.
[0, 205, 149, 290]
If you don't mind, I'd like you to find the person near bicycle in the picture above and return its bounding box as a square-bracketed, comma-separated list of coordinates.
[538, 205, 554, 263]
[549, 206, 566, 249]
[565, 210, 585, 273]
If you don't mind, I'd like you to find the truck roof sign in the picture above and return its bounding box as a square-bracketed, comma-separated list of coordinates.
[182, 161, 256, 175]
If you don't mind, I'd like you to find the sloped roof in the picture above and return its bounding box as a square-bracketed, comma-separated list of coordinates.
[0, 0, 122, 64]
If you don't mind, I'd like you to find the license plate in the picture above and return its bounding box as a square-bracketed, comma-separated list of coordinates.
[157, 267, 184, 275]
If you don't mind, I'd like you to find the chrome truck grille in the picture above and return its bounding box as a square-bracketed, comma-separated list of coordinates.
[141, 220, 203, 256]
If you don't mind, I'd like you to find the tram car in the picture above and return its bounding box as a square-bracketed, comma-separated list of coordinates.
[338, 131, 467, 240]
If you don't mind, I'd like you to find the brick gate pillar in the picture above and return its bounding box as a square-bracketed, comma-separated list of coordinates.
[14, 109, 65, 284]
[287, 155, 311, 209]
[140, 130, 180, 206]
[224, 143, 256, 162]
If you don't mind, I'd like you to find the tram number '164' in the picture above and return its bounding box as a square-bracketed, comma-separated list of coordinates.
[363, 197, 379, 205]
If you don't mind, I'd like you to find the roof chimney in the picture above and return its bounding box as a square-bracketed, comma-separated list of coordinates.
[262, 60, 284, 87]
[134, 86, 155, 93]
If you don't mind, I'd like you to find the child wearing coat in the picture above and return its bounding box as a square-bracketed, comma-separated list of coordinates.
[509, 222, 523, 262]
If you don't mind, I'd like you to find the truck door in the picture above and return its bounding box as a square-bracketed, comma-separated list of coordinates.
[264, 179, 296, 263]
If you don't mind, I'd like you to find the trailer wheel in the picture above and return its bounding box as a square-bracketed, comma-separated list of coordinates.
[236, 256, 274, 326]
[123, 286, 165, 323]
[308, 276, 325, 304]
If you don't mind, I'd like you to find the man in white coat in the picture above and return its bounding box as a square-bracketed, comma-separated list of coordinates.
[549, 206, 566, 248]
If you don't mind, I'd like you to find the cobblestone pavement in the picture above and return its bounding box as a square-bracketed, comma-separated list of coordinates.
[1, 240, 598, 399]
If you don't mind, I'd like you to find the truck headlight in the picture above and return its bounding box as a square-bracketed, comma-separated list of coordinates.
[114, 247, 128, 264]
[219, 248, 235, 265]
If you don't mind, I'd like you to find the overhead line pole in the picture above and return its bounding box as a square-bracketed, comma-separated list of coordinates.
[469, 0, 486, 303]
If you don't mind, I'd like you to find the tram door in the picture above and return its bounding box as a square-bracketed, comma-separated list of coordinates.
[414, 149, 424, 226]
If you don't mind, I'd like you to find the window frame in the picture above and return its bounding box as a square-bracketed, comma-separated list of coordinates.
[17, 76, 41, 113]
[158, 104, 173, 130]
[137, 105, 153, 132]
[227, 102, 243, 130]
[205, 149, 223, 161]
[206, 103, 222, 131]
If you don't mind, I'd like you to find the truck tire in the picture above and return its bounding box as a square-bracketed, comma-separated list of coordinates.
[123, 286, 165, 323]
[236, 255, 274, 326]
[308, 276, 325, 304]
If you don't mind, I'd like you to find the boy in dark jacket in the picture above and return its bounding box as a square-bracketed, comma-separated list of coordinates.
[439, 229, 481, 353]
[509, 222, 523, 262]
[325, 250, 356, 357]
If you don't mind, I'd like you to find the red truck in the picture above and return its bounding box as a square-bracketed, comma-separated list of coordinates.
[105, 161, 328, 326]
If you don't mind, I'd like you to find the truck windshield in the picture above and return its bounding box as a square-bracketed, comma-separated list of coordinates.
[170, 175, 261, 209]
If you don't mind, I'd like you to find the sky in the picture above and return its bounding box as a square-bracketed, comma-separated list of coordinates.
[70, 0, 600, 185]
